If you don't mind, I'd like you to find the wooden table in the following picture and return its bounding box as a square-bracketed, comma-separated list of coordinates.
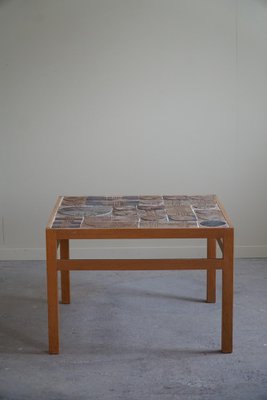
[46, 195, 234, 354]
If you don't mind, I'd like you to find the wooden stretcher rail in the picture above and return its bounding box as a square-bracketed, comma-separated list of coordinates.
[57, 258, 223, 271]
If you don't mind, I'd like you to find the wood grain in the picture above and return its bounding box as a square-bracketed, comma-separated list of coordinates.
[207, 238, 217, 303]
[221, 228, 234, 353]
[57, 258, 223, 271]
[60, 240, 70, 304]
[46, 230, 59, 354]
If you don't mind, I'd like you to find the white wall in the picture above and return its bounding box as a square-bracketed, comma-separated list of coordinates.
[0, 0, 266, 259]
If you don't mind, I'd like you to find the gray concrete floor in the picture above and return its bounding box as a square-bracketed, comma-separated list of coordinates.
[0, 259, 266, 400]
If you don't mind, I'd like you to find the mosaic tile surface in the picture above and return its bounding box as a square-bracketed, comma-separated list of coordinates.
[51, 195, 229, 229]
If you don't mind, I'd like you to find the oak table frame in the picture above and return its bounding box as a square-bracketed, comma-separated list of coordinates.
[46, 195, 234, 354]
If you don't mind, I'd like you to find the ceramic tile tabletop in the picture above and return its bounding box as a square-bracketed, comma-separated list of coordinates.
[50, 195, 229, 229]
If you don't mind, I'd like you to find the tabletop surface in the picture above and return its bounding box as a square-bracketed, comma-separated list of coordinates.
[48, 195, 231, 230]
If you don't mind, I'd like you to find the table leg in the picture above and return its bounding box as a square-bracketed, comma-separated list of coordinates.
[60, 240, 70, 304]
[46, 230, 59, 354]
[221, 230, 234, 353]
[207, 238, 216, 303]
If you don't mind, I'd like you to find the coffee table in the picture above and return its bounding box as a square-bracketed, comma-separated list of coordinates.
[46, 195, 234, 354]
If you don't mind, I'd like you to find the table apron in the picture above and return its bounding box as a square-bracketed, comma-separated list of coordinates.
[51, 229, 229, 240]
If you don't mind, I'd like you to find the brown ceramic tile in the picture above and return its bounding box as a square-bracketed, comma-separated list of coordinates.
[139, 220, 198, 229]
[194, 209, 225, 221]
[82, 216, 139, 229]
[61, 197, 87, 206]
[166, 206, 196, 221]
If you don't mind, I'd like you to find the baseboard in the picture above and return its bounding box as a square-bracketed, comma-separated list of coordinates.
[0, 245, 266, 260]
